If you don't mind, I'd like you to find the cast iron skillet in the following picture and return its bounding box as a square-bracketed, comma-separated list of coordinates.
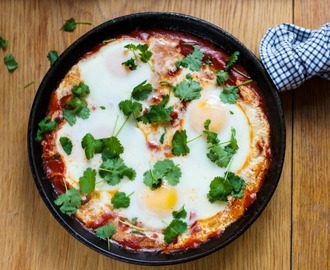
[27, 12, 285, 265]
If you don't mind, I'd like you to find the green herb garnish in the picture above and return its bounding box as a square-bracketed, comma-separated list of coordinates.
[35, 116, 57, 142]
[4, 53, 18, 72]
[131, 80, 153, 101]
[172, 205, 187, 219]
[173, 79, 202, 102]
[60, 136, 73, 155]
[176, 45, 204, 71]
[79, 168, 96, 194]
[47, 50, 58, 65]
[219, 80, 252, 104]
[61, 18, 92, 32]
[0, 36, 8, 50]
[95, 223, 116, 250]
[163, 219, 188, 244]
[54, 187, 81, 215]
[111, 191, 133, 209]
[171, 130, 190, 156]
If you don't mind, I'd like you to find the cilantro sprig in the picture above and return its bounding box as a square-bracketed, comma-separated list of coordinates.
[47, 50, 58, 66]
[0, 36, 8, 50]
[111, 191, 133, 209]
[54, 187, 81, 215]
[123, 43, 153, 70]
[61, 18, 92, 32]
[176, 45, 204, 71]
[203, 120, 238, 168]
[216, 51, 240, 86]
[63, 82, 91, 126]
[207, 172, 246, 203]
[172, 205, 187, 219]
[60, 136, 73, 155]
[95, 223, 116, 250]
[79, 168, 96, 194]
[173, 79, 202, 102]
[220, 80, 252, 104]
[162, 207, 188, 244]
[35, 116, 57, 142]
[131, 80, 153, 101]
[143, 159, 182, 190]
[4, 53, 18, 72]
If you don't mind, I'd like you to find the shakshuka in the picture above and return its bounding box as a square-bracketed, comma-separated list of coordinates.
[37, 29, 271, 253]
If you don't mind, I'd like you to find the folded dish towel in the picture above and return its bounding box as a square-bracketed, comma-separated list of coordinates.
[260, 23, 330, 91]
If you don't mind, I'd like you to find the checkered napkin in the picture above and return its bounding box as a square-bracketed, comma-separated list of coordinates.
[260, 23, 330, 91]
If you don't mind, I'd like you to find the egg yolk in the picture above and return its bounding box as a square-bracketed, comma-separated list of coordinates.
[139, 184, 178, 217]
[189, 97, 228, 133]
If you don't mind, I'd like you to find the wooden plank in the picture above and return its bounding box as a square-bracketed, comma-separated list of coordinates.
[293, 0, 330, 269]
[0, 0, 292, 269]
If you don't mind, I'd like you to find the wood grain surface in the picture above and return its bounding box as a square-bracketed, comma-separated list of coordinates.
[0, 0, 328, 269]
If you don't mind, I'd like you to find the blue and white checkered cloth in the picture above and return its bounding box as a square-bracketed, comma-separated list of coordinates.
[260, 23, 330, 91]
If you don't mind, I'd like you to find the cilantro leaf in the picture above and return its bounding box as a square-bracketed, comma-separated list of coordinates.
[54, 188, 81, 215]
[122, 58, 137, 70]
[216, 70, 229, 86]
[225, 51, 240, 71]
[207, 176, 232, 202]
[154, 159, 182, 186]
[172, 130, 190, 156]
[35, 116, 57, 142]
[172, 205, 187, 219]
[229, 127, 239, 151]
[95, 223, 116, 250]
[174, 80, 202, 101]
[220, 85, 239, 104]
[79, 168, 96, 194]
[99, 158, 136, 185]
[101, 136, 124, 160]
[175, 45, 204, 71]
[81, 133, 103, 160]
[137, 100, 173, 124]
[143, 170, 163, 190]
[0, 36, 8, 50]
[227, 172, 246, 198]
[95, 223, 116, 240]
[163, 219, 188, 244]
[76, 102, 90, 119]
[61, 18, 92, 32]
[207, 145, 234, 168]
[159, 128, 166, 144]
[72, 82, 90, 98]
[137, 44, 153, 63]
[59, 136, 73, 155]
[131, 80, 152, 101]
[4, 53, 18, 72]
[47, 50, 58, 66]
[111, 191, 132, 209]
[62, 108, 76, 126]
[118, 99, 143, 117]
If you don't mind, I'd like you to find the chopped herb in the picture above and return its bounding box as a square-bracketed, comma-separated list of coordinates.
[23, 81, 35, 89]
[118, 99, 143, 117]
[225, 51, 240, 71]
[173, 79, 202, 101]
[122, 58, 137, 70]
[61, 18, 92, 32]
[59, 136, 73, 155]
[131, 217, 138, 225]
[111, 191, 133, 209]
[176, 45, 204, 71]
[207, 172, 246, 203]
[216, 70, 229, 85]
[4, 53, 18, 72]
[100, 106, 106, 110]
[79, 168, 96, 194]
[143, 159, 182, 190]
[99, 157, 136, 186]
[137, 96, 173, 124]
[124, 43, 153, 63]
[220, 80, 252, 104]
[172, 205, 187, 219]
[95, 223, 116, 250]
[81, 133, 103, 160]
[54, 187, 81, 215]
[171, 130, 190, 156]
[101, 136, 124, 161]
[131, 80, 153, 101]
[0, 36, 8, 50]
[71, 82, 90, 98]
[163, 219, 188, 244]
[47, 50, 58, 65]
[159, 128, 166, 144]
[35, 116, 57, 142]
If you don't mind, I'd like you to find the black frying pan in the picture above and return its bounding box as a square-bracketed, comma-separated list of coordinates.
[27, 12, 285, 265]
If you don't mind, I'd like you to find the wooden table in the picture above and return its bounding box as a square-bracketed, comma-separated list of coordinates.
[1, 1, 329, 269]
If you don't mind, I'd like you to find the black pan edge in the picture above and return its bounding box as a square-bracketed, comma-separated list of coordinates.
[27, 12, 286, 266]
